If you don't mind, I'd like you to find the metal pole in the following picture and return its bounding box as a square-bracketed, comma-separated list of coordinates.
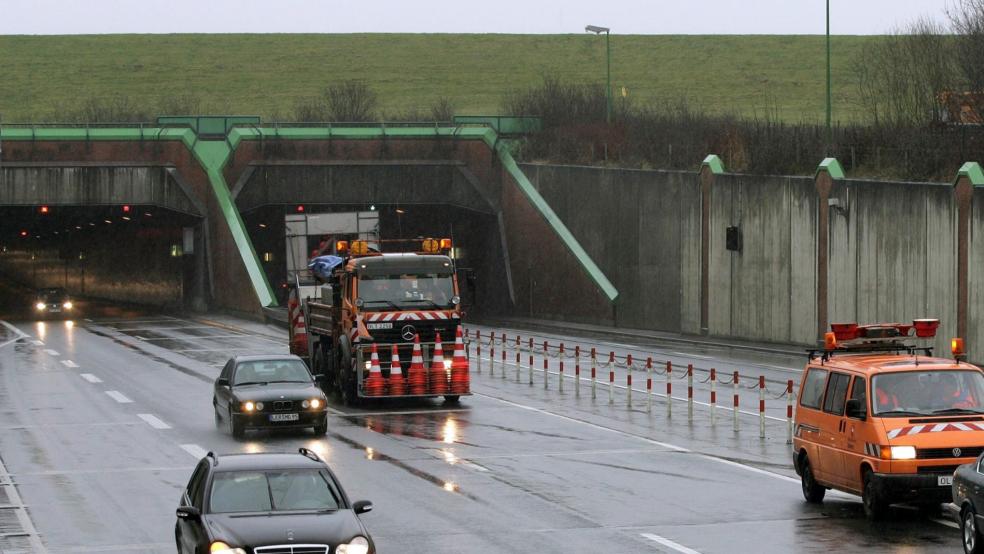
[733, 371, 740, 433]
[646, 357, 652, 413]
[608, 352, 615, 405]
[476, 331, 482, 374]
[787, 380, 795, 444]
[528, 338, 534, 385]
[666, 361, 672, 419]
[606, 30, 613, 124]
[543, 341, 549, 389]
[759, 376, 766, 439]
[558, 343, 565, 393]
[687, 364, 694, 421]
[626, 355, 633, 409]
[515, 336, 521, 383]
[826, 0, 832, 148]
[591, 348, 597, 400]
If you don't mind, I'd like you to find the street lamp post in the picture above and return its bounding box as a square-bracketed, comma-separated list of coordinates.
[585, 25, 612, 124]
[826, 0, 832, 149]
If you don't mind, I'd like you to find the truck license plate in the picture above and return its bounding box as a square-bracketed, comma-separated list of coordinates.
[938, 475, 953, 486]
[269, 413, 299, 422]
[367, 322, 393, 330]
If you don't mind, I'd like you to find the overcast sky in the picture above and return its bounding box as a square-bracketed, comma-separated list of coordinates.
[0, 0, 952, 35]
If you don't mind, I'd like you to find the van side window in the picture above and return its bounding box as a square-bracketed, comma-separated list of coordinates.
[800, 368, 828, 410]
[849, 376, 867, 417]
[823, 373, 852, 415]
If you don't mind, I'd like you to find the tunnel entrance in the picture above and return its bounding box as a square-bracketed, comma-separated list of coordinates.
[240, 204, 509, 317]
[0, 205, 205, 319]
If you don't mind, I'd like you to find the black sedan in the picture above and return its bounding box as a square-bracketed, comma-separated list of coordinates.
[953, 453, 984, 553]
[213, 355, 328, 439]
[33, 287, 74, 318]
[176, 449, 375, 554]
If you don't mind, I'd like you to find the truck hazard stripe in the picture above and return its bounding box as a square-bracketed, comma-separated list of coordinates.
[887, 422, 984, 439]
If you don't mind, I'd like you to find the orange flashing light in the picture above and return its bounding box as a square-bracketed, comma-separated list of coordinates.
[336, 240, 349, 253]
[422, 238, 440, 253]
[952, 337, 966, 359]
[824, 332, 837, 350]
[351, 240, 369, 255]
[439, 238, 452, 250]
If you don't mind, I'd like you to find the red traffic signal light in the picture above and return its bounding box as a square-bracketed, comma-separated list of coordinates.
[19, 230, 28, 237]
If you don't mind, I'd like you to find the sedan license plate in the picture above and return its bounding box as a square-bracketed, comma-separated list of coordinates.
[938, 475, 954, 486]
[269, 413, 299, 422]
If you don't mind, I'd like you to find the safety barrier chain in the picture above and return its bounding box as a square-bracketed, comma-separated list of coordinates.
[467, 328, 799, 444]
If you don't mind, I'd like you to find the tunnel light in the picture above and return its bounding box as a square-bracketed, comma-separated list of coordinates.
[369, 204, 376, 211]
[103, 220, 112, 224]
[258, 223, 267, 229]
[170, 245, 183, 257]
[262, 252, 274, 262]
[75, 226, 82, 230]
[395, 208, 406, 214]
[296, 205, 305, 213]
[39, 206, 49, 214]
[89, 222, 96, 226]
[143, 212, 152, 217]
[122, 205, 130, 213]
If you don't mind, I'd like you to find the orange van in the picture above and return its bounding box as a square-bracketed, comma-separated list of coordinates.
[793, 320, 984, 519]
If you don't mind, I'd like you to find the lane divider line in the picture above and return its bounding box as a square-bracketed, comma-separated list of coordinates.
[180, 444, 208, 459]
[640, 533, 702, 554]
[44, 349, 60, 356]
[80, 374, 102, 383]
[60, 359, 79, 368]
[31, 340, 44, 346]
[105, 390, 133, 403]
[137, 414, 172, 430]
[0, 320, 30, 350]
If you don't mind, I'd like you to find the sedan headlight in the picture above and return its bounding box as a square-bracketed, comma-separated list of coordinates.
[63, 301, 73, 310]
[310, 398, 322, 409]
[889, 446, 916, 460]
[242, 401, 256, 412]
[254, 401, 264, 411]
[336, 536, 370, 554]
[35, 302, 45, 311]
[209, 542, 246, 554]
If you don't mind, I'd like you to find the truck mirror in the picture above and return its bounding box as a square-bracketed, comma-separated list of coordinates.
[846, 399, 866, 420]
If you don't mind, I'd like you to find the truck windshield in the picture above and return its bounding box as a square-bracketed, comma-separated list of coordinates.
[871, 370, 984, 416]
[359, 273, 455, 310]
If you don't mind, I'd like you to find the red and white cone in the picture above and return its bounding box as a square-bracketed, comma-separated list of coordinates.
[407, 335, 428, 395]
[429, 332, 449, 395]
[388, 344, 407, 396]
[450, 326, 470, 394]
[364, 343, 386, 397]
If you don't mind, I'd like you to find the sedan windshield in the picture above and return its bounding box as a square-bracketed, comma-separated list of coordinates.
[872, 370, 984, 416]
[358, 273, 455, 311]
[234, 360, 312, 385]
[209, 470, 341, 513]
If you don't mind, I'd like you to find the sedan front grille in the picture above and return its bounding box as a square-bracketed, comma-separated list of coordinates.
[253, 545, 329, 554]
[273, 401, 294, 411]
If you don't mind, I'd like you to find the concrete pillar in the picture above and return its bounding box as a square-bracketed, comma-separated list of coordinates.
[699, 155, 725, 335]
[954, 162, 984, 343]
[814, 158, 845, 342]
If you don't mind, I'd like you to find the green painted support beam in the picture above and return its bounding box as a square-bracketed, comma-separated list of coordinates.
[956, 162, 984, 186]
[701, 154, 725, 174]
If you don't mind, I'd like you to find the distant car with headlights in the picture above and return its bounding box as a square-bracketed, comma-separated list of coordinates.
[213, 355, 328, 439]
[34, 287, 73, 318]
[175, 449, 375, 554]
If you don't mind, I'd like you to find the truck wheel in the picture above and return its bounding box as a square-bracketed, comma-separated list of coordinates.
[800, 456, 825, 503]
[229, 409, 245, 440]
[340, 358, 361, 407]
[862, 468, 888, 520]
[313, 347, 335, 393]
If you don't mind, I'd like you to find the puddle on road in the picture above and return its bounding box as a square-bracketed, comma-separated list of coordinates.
[341, 413, 481, 447]
[327, 431, 480, 501]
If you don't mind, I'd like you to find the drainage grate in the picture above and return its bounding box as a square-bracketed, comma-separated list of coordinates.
[0, 485, 11, 506]
[0, 534, 35, 553]
[0, 508, 24, 534]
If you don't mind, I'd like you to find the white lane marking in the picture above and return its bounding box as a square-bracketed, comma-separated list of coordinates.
[32, 339, 44, 346]
[60, 359, 79, 368]
[459, 460, 489, 472]
[137, 334, 251, 341]
[44, 348, 60, 356]
[180, 444, 209, 459]
[105, 390, 133, 403]
[173, 347, 267, 353]
[84, 318, 93, 322]
[641, 533, 702, 554]
[80, 373, 103, 383]
[137, 413, 172, 430]
[0, 320, 30, 349]
[672, 352, 713, 360]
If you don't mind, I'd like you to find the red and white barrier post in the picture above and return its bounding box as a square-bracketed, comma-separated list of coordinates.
[666, 361, 673, 418]
[558, 343, 565, 393]
[687, 364, 694, 421]
[710, 368, 717, 425]
[476, 330, 482, 374]
[646, 357, 653, 413]
[733, 371, 740, 433]
[489, 336, 495, 377]
[501, 333, 507, 380]
[786, 380, 794, 444]
[591, 347, 597, 400]
[608, 352, 615, 405]
[574, 345, 581, 398]
[759, 376, 766, 439]
[528, 338, 534, 385]
[515, 336, 522, 383]
[626, 354, 633, 409]
[543, 341, 549, 389]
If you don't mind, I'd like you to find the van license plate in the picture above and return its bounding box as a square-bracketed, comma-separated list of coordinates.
[938, 476, 954, 486]
[269, 413, 299, 422]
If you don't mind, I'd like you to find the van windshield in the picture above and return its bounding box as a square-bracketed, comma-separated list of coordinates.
[871, 370, 984, 416]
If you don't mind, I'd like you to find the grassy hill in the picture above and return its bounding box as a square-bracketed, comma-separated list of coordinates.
[0, 34, 878, 123]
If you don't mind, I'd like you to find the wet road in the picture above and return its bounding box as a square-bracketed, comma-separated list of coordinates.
[0, 310, 964, 553]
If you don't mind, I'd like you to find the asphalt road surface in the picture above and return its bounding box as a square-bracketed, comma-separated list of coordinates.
[0, 301, 964, 553]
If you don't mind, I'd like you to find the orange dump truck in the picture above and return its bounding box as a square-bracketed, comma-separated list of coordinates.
[287, 238, 470, 405]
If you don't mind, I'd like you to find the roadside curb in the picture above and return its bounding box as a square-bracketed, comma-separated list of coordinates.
[189, 315, 287, 342]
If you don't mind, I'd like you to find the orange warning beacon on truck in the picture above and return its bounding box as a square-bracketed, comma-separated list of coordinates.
[793, 319, 984, 519]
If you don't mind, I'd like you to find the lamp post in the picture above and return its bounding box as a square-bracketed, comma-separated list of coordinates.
[585, 25, 612, 124]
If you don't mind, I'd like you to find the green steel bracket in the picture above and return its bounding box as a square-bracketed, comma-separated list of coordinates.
[955, 162, 984, 186]
[701, 154, 725, 174]
[815, 157, 845, 180]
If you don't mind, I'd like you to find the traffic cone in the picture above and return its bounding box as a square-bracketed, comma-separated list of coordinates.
[407, 335, 428, 395]
[429, 332, 449, 395]
[364, 343, 386, 397]
[388, 344, 407, 396]
[450, 326, 470, 394]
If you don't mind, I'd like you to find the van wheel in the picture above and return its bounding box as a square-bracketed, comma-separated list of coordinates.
[800, 456, 825, 503]
[963, 505, 984, 554]
[862, 468, 888, 520]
